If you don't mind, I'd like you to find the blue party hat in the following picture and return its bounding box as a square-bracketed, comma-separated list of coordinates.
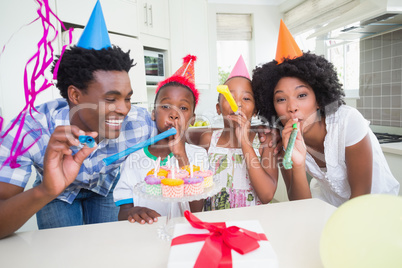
[77, 0, 111, 50]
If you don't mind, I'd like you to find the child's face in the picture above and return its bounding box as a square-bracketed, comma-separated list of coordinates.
[152, 85, 195, 133]
[273, 77, 319, 131]
[216, 77, 256, 120]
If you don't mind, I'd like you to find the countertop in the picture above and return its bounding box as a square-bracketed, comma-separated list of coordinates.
[0, 199, 336, 268]
[380, 142, 402, 155]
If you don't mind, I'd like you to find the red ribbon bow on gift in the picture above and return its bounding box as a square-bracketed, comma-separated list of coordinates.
[171, 210, 268, 268]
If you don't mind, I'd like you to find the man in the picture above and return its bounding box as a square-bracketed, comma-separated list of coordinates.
[0, 1, 156, 238]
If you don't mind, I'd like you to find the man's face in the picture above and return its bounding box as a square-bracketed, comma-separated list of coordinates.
[70, 70, 133, 140]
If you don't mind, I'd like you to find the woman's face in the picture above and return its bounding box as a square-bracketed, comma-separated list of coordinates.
[273, 77, 320, 132]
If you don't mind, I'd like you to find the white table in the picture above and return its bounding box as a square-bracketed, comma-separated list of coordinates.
[0, 199, 336, 268]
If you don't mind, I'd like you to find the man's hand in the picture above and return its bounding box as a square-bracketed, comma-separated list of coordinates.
[40, 126, 97, 198]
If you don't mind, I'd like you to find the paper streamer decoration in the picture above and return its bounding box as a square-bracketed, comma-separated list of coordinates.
[103, 128, 177, 166]
[0, 0, 73, 169]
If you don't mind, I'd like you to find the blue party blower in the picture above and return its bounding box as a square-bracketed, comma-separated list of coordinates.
[103, 128, 177, 166]
[79, 135, 96, 148]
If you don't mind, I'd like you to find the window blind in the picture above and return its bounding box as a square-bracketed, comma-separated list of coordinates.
[216, 13, 252, 41]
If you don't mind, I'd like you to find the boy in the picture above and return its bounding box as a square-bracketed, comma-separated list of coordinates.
[114, 55, 208, 224]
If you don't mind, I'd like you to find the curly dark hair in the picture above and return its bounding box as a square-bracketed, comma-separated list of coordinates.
[51, 45, 134, 100]
[252, 52, 345, 125]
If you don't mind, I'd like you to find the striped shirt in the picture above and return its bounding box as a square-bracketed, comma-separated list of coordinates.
[0, 99, 157, 204]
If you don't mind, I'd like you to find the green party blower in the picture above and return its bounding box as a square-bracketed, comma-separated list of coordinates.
[283, 123, 298, 170]
[103, 128, 177, 166]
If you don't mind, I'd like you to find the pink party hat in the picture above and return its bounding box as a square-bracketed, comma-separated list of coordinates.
[226, 55, 250, 81]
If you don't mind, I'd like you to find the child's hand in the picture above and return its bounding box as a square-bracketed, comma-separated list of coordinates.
[282, 119, 306, 169]
[228, 111, 251, 147]
[126, 206, 161, 224]
[168, 121, 189, 166]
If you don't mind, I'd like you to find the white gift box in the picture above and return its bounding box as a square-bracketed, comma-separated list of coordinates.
[167, 220, 279, 268]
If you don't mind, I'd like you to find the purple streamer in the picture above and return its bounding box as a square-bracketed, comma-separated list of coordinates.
[0, 0, 73, 169]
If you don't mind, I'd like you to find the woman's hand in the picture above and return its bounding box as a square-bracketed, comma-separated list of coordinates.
[282, 119, 306, 169]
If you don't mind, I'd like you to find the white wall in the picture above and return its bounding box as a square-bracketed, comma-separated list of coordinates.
[0, 0, 61, 128]
[196, 3, 281, 119]
[0, 0, 62, 233]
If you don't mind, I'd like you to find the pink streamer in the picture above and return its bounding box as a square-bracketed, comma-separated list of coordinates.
[0, 0, 73, 169]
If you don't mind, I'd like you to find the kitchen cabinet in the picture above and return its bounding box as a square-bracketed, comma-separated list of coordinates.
[273, 172, 289, 202]
[138, 0, 170, 39]
[55, 0, 138, 37]
[381, 143, 402, 195]
[169, 0, 210, 89]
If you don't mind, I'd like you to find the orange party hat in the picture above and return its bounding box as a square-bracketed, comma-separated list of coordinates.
[275, 19, 303, 64]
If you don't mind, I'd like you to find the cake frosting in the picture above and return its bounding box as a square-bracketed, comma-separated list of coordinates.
[147, 168, 168, 177]
[167, 169, 189, 180]
[181, 165, 200, 174]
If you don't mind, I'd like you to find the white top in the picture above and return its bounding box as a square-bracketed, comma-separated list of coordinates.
[114, 143, 209, 216]
[306, 105, 400, 207]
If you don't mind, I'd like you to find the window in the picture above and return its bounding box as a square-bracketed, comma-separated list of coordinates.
[327, 40, 360, 97]
[216, 13, 252, 84]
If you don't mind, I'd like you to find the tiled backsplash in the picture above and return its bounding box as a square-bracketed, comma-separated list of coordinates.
[357, 28, 402, 127]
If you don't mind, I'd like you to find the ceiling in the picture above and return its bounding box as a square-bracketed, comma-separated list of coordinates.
[207, 0, 303, 11]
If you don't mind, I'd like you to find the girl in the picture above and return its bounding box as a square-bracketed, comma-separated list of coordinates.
[114, 55, 207, 224]
[252, 52, 400, 207]
[199, 56, 278, 210]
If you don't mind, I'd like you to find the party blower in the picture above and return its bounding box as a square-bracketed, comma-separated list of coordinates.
[283, 123, 298, 169]
[79, 135, 96, 148]
[217, 85, 238, 113]
[103, 128, 177, 166]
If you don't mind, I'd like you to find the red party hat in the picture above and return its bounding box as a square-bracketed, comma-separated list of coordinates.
[156, 55, 199, 106]
[275, 20, 303, 64]
[226, 55, 250, 81]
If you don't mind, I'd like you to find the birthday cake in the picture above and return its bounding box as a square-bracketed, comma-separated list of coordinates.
[143, 164, 213, 198]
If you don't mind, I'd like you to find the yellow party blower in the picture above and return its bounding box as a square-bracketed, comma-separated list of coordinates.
[217, 85, 238, 113]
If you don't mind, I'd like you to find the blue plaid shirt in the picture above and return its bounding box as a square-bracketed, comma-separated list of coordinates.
[0, 99, 157, 204]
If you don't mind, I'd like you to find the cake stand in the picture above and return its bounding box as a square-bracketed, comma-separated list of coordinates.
[133, 179, 223, 240]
